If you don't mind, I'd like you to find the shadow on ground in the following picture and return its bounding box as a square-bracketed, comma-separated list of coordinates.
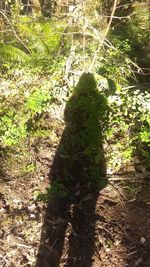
[35, 73, 109, 267]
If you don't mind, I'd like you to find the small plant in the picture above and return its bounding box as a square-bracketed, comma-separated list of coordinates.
[36, 182, 68, 202]
[26, 87, 51, 114]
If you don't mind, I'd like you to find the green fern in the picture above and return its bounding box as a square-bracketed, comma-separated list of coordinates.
[16, 19, 63, 55]
[17, 23, 48, 54]
[0, 44, 30, 62]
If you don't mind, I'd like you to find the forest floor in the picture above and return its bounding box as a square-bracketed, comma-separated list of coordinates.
[0, 119, 150, 267]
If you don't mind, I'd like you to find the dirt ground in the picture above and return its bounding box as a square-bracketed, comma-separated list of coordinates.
[0, 134, 150, 267]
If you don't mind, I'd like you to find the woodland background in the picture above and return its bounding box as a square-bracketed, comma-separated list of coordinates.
[0, 1, 150, 267]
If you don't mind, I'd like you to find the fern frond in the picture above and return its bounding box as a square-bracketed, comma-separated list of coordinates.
[0, 44, 30, 62]
[17, 23, 48, 54]
[17, 20, 63, 55]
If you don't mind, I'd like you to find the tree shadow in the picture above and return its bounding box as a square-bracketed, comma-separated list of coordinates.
[35, 73, 109, 267]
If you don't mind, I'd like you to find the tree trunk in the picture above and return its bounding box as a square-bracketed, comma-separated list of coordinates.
[31, 0, 41, 16]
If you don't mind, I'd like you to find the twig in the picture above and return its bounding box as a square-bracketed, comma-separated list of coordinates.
[129, 60, 143, 73]
[99, 195, 118, 204]
[87, 21, 114, 48]
[122, 83, 150, 90]
[15, 243, 33, 248]
[89, 0, 118, 72]
[0, 10, 31, 54]
[64, 43, 76, 80]
[108, 177, 135, 181]
[0, 254, 10, 266]
[133, 71, 150, 76]
[116, 2, 150, 10]
[82, 0, 86, 71]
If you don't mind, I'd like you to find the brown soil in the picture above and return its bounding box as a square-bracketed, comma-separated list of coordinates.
[0, 131, 150, 267]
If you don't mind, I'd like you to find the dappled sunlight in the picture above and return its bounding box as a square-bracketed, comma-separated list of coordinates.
[0, 1, 149, 266]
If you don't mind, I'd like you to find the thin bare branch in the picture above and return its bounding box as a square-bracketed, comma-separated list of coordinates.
[0, 10, 31, 54]
[89, 0, 118, 72]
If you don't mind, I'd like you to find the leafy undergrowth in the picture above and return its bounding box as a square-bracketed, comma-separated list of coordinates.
[0, 116, 150, 267]
[0, 67, 149, 267]
[0, 4, 150, 266]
